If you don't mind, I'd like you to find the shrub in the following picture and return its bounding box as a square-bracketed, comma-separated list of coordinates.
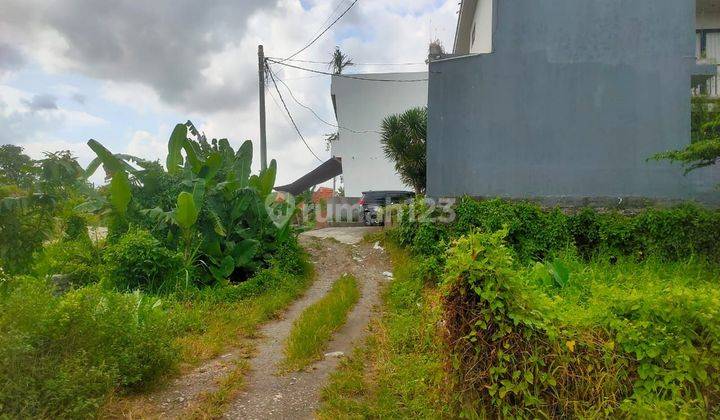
[441, 230, 720, 417]
[34, 238, 102, 288]
[398, 196, 720, 264]
[0, 277, 176, 418]
[61, 210, 90, 242]
[103, 228, 183, 293]
[0, 198, 55, 275]
[270, 235, 309, 276]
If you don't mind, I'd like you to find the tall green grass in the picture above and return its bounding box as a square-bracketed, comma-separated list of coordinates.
[442, 230, 720, 418]
[0, 256, 314, 418]
[0, 277, 176, 419]
[318, 242, 450, 418]
[283, 274, 360, 371]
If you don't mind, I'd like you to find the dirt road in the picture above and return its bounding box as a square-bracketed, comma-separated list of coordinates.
[223, 227, 389, 419]
[107, 227, 390, 419]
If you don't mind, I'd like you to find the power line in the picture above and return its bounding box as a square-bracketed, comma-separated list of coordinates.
[266, 62, 323, 162]
[318, 0, 353, 30]
[266, 63, 381, 134]
[267, 58, 429, 82]
[268, 57, 427, 67]
[279, 0, 359, 63]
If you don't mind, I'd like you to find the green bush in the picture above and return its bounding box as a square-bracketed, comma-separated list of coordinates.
[34, 238, 102, 288]
[103, 228, 183, 293]
[0, 197, 55, 275]
[65, 216, 89, 241]
[441, 229, 720, 417]
[398, 197, 720, 264]
[0, 277, 176, 418]
[269, 235, 309, 276]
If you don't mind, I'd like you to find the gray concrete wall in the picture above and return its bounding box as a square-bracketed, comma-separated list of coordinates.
[427, 0, 720, 203]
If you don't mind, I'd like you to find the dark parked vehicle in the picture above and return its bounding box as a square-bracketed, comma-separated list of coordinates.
[359, 190, 415, 226]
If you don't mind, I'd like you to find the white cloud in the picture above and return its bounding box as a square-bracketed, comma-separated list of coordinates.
[126, 129, 169, 163]
[0, 0, 459, 184]
[100, 81, 166, 115]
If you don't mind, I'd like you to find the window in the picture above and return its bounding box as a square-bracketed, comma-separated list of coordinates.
[696, 29, 720, 97]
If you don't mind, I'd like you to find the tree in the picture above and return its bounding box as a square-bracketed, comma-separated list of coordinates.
[329, 46, 353, 75]
[652, 96, 720, 174]
[380, 107, 427, 194]
[0, 145, 36, 187]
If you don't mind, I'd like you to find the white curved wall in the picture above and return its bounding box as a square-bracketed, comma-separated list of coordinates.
[330, 72, 428, 197]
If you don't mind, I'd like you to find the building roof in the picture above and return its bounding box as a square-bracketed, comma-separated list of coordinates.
[274, 157, 342, 196]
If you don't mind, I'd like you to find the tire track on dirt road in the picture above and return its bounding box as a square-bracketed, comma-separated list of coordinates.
[223, 228, 389, 419]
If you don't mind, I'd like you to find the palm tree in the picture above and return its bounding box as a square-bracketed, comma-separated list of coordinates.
[329, 47, 353, 75]
[380, 107, 427, 195]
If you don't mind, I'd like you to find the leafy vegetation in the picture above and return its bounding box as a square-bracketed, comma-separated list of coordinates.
[102, 228, 184, 293]
[283, 274, 359, 371]
[397, 196, 720, 264]
[442, 230, 720, 417]
[82, 123, 290, 286]
[318, 242, 449, 419]
[0, 121, 311, 417]
[381, 197, 720, 417]
[380, 107, 427, 194]
[651, 95, 720, 174]
[0, 277, 176, 418]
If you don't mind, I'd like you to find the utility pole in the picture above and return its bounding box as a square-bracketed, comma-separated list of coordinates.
[258, 45, 267, 171]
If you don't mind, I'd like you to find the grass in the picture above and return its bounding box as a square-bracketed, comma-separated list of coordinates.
[317, 240, 451, 418]
[172, 270, 314, 365]
[186, 359, 250, 420]
[282, 274, 360, 371]
[101, 264, 315, 417]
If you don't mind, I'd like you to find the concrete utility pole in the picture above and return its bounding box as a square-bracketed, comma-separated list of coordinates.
[258, 45, 267, 171]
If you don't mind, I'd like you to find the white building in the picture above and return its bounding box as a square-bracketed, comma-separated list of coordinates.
[330, 72, 427, 197]
[697, 0, 720, 96]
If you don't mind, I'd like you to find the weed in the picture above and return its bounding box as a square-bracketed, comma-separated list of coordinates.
[318, 239, 450, 418]
[283, 274, 360, 371]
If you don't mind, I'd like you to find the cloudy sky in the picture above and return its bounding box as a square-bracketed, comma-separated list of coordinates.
[0, 0, 457, 185]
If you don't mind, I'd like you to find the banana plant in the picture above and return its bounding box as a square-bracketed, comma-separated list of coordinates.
[78, 140, 136, 217]
[81, 122, 295, 283]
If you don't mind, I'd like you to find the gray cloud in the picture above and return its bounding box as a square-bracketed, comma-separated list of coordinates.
[0, 43, 24, 72]
[1, 0, 273, 112]
[71, 93, 86, 105]
[23, 94, 58, 111]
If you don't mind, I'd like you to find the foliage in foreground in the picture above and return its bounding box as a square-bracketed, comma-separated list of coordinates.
[0, 277, 175, 418]
[283, 274, 359, 371]
[318, 242, 449, 419]
[441, 230, 720, 417]
[0, 244, 312, 419]
[396, 196, 720, 265]
[387, 196, 720, 417]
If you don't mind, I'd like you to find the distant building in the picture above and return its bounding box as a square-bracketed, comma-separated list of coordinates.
[312, 187, 333, 204]
[330, 72, 427, 197]
[427, 0, 720, 202]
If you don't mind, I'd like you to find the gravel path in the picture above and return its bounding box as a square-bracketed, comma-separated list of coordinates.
[223, 228, 389, 419]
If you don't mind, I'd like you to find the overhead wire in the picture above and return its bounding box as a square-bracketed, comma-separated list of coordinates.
[266, 63, 380, 134]
[268, 57, 427, 67]
[278, 0, 359, 63]
[267, 58, 429, 82]
[265, 61, 324, 162]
